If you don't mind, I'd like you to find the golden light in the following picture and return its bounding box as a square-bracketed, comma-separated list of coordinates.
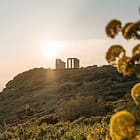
[41, 41, 64, 59]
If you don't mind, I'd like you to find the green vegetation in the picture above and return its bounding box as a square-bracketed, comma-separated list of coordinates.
[0, 115, 110, 140]
[0, 65, 137, 140]
[57, 96, 107, 121]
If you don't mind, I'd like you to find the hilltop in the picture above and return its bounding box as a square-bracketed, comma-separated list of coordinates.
[0, 65, 139, 126]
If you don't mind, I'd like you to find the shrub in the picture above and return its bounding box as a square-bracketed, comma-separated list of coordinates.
[57, 96, 106, 121]
[37, 114, 59, 126]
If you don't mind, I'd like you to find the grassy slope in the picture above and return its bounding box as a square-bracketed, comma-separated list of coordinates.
[0, 65, 139, 126]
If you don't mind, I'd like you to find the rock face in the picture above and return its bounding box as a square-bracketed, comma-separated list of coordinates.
[0, 65, 139, 125]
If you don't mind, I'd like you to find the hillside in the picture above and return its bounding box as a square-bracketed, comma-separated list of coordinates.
[0, 65, 139, 126]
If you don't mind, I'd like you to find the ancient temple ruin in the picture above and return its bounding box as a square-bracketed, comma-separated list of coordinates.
[55, 59, 65, 69]
[56, 58, 80, 69]
[67, 58, 80, 69]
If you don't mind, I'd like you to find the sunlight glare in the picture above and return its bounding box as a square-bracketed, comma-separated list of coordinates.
[41, 41, 64, 59]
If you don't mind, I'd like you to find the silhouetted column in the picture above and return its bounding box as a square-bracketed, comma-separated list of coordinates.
[67, 58, 80, 69]
[56, 59, 65, 69]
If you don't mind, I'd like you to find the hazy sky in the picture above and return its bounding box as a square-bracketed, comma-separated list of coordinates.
[0, 0, 139, 90]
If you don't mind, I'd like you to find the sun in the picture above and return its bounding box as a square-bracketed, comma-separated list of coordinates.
[41, 41, 64, 58]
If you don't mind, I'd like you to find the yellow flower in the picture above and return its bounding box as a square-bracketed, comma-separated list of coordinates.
[109, 110, 135, 140]
[131, 83, 140, 105]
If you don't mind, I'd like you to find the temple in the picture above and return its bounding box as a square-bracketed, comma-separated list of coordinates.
[56, 58, 80, 69]
[67, 58, 80, 69]
[55, 59, 65, 69]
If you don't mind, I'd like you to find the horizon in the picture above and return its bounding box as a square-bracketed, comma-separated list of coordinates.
[0, 0, 139, 91]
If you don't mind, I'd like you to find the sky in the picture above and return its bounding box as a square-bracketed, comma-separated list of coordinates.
[0, 0, 139, 91]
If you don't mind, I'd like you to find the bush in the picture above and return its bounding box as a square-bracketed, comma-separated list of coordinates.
[57, 96, 106, 121]
[37, 114, 59, 126]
